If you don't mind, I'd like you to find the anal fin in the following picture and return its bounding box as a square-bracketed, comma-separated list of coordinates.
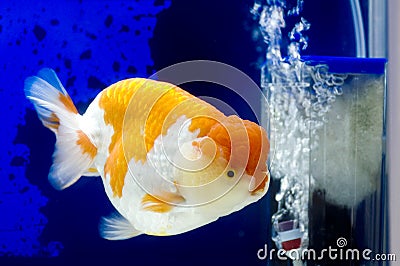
[99, 212, 141, 240]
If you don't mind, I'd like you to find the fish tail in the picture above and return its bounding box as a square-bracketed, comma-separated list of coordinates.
[24, 68, 98, 190]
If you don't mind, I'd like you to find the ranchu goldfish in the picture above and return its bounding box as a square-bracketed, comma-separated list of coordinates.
[24, 68, 269, 240]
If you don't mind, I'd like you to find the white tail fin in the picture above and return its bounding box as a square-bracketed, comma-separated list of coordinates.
[24, 68, 98, 190]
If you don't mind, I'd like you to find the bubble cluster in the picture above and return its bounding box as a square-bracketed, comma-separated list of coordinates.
[267, 64, 346, 245]
[253, 0, 346, 251]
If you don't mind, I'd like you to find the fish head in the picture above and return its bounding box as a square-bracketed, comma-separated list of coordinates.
[174, 115, 270, 209]
[205, 115, 270, 194]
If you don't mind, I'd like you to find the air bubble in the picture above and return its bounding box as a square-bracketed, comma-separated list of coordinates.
[333, 86, 343, 95]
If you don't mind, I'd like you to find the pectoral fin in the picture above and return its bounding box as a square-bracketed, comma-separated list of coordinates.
[99, 212, 141, 240]
[141, 192, 185, 213]
[83, 167, 100, 177]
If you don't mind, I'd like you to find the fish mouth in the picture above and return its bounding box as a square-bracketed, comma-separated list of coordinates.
[248, 170, 270, 193]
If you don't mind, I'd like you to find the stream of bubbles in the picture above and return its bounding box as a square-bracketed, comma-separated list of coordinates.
[252, 0, 347, 251]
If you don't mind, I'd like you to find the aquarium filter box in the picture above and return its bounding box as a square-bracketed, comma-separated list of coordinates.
[262, 56, 387, 265]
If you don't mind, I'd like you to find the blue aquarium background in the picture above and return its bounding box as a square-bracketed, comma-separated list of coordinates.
[0, 0, 360, 265]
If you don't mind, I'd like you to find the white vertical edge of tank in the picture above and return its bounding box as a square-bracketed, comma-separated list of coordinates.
[388, 0, 400, 258]
[369, 0, 387, 58]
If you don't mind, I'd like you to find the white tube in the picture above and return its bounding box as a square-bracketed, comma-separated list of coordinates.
[388, 0, 400, 258]
[350, 0, 367, 57]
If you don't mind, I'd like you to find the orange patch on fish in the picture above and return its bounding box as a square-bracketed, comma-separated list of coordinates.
[104, 138, 126, 197]
[188, 116, 220, 137]
[141, 193, 174, 213]
[143, 89, 206, 151]
[76, 130, 97, 159]
[48, 112, 60, 131]
[99, 80, 138, 197]
[243, 120, 269, 176]
[59, 93, 78, 114]
[206, 116, 249, 167]
[141, 192, 185, 213]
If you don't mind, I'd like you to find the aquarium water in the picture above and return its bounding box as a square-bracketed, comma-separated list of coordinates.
[0, 0, 388, 265]
[0, 1, 271, 265]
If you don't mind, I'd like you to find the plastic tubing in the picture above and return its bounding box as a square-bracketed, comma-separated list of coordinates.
[350, 0, 366, 57]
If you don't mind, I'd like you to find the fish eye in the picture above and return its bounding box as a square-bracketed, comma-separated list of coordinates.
[227, 170, 235, 178]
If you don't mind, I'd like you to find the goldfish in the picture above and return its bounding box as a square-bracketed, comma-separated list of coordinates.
[24, 68, 270, 239]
